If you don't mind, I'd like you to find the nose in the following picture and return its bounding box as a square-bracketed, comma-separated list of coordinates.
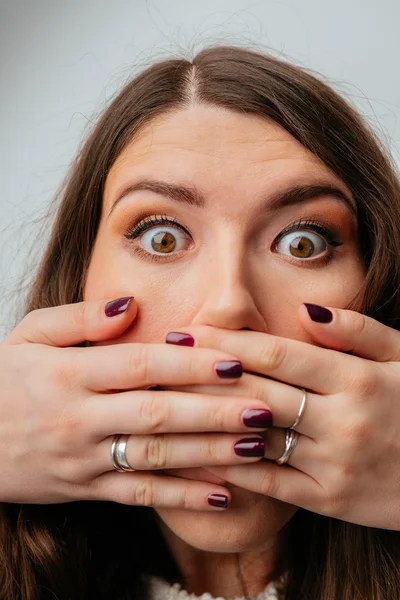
[190, 246, 268, 333]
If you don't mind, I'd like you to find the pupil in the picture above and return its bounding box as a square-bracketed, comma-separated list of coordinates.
[290, 236, 313, 257]
[152, 231, 176, 253]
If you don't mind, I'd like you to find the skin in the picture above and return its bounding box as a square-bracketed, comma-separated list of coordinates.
[83, 104, 366, 597]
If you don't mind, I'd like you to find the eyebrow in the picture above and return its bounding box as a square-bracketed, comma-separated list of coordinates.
[107, 179, 356, 219]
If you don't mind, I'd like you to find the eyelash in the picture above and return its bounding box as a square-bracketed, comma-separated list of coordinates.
[124, 214, 343, 264]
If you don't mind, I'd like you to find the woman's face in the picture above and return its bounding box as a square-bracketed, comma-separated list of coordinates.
[84, 104, 365, 554]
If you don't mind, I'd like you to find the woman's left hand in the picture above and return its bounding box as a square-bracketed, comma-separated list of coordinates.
[164, 303, 400, 530]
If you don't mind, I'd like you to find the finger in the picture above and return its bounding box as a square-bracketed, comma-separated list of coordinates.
[78, 344, 244, 392]
[204, 462, 326, 512]
[263, 427, 290, 461]
[161, 377, 323, 436]
[165, 326, 356, 394]
[86, 389, 273, 440]
[300, 303, 400, 362]
[262, 428, 317, 473]
[97, 432, 265, 471]
[4, 297, 138, 347]
[85, 470, 232, 510]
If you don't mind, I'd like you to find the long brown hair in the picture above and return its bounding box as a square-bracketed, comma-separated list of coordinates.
[3, 45, 400, 599]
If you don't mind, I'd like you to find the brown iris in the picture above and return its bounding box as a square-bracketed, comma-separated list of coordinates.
[290, 235, 314, 258]
[151, 231, 176, 253]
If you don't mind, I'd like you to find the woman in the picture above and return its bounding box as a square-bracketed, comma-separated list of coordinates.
[1, 44, 400, 599]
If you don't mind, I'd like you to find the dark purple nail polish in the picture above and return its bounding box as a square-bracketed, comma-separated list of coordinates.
[242, 408, 273, 428]
[303, 303, 333, 323]
[215, 360, 243, 378]
[208, 494, 228, 509]
[234, 437, 265, 457]
[105, 296, 133, 317]
[165, 332, 195, 346]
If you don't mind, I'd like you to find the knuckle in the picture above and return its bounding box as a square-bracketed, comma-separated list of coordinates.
[251, 378, 270, 404]
[57, 406, 82, 439]
[257, 339, 287, 372]
[201, 437, 219, 462]
[58, 458, 87, 484]
[53, 409, 87, 457]
[19, 310, 35, 328]
[51, 349, 82, 394]
[321, 491, 347, 518]
[341, 415, 370, 445]
[334, 458, 357, 480]
[351, 365, 380, 398]
[128, 345, 151, 384]
[71, 301, 89, 331]
[186, 353, 200, 380]
[50, 362, 73, 394]
[133, 479, 155, 506]
[21, 308, 42, 329]
[54, 430, 83, 465]
[259, 467, 280, 498]
[145, 435, 168, 469]
[321, 481, 350, 518]
[348, 311, 367, 338]
[208, 403, 227, 431]
[13, 309, 53, 345]
[139, 393, 169, 432]
[18, 310, 43, 342]
[180, 486, 192, 510]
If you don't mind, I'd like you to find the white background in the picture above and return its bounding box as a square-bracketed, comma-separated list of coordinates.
[1, 0, 399, 339]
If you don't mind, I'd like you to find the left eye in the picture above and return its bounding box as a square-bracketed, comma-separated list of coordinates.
[140, 226, 192, 254]
[275, 230, 327, 259]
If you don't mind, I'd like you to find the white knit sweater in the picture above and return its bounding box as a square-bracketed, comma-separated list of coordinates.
[144, 576, 279, 600]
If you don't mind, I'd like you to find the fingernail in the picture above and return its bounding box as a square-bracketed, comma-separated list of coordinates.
[165, 332, 195, 346]
[242, 408, 273, 428]
[208, 494, 229, 509]
[105, 296, 133, 317]
[234, 437, 265, 457]
[215, 360, 243, 378]
[303, 303, 333, 323]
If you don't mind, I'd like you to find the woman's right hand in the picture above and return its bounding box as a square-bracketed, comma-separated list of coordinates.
[0, 297, 272, 510]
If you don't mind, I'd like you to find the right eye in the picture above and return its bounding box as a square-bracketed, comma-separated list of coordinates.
[124, 215, 193, 258]
[141, 227, 192, 254]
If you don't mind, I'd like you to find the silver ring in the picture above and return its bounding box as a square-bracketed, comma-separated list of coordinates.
[274, 428, 299, 465]
[290, 388, 307, 430]
[110, 434, 136, 472]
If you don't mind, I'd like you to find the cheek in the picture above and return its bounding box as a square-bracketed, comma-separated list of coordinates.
[263, 256, 366, 341]
[84, 243, 202, 344]
[83, 241, 121, 301]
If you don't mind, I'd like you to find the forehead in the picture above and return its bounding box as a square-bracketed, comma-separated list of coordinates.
[104, 104, 352, 218]
[108, 104, 328, 182]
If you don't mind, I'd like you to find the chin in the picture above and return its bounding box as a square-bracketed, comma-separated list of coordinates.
[155, 481, 298, 554]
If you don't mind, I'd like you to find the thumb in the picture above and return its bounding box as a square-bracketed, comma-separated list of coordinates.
[299, 302, 400, 362]
[5, 296, 138, 347]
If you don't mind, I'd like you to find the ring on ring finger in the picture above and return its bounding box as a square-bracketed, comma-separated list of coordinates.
[274, 429, 299, 465]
